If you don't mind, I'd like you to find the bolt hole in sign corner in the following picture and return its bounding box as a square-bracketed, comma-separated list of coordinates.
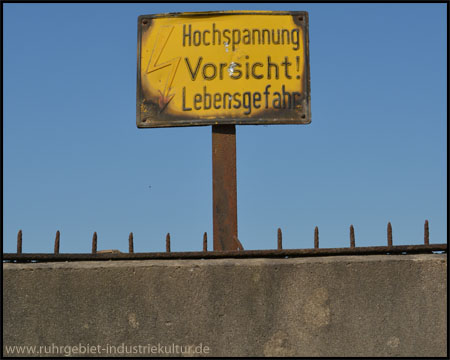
[137, 11, 311, 128]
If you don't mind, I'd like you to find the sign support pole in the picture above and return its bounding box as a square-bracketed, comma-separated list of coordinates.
[212, 124, 239, 251]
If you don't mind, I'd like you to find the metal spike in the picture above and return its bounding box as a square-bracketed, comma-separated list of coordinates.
[277, 228, 282, 250]
[54, 230, 60, 254]
[350, 225, 355, 248]
[129, 232, 134, 253]
[17, 230, 22, 254]
[387, 222, 393, 246]
[314, 226, 319, 249]
[203, 232, 207, 252]
[92, 232, 97, 254]
[166, 233, 171, 252]
[424, 220, 429, 245]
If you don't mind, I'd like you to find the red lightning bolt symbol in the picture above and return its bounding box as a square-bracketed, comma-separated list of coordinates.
[146, 25, 180, 113]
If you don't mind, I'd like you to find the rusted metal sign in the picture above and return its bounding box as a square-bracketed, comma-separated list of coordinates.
[137, 11, 311, 128]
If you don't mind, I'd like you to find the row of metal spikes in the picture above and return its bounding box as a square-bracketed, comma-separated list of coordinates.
[14, 220, 431, 254]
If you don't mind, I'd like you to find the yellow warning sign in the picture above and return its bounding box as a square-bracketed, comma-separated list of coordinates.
[137, 11, 310, 128]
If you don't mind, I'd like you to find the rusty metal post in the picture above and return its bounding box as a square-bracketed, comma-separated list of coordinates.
[54, 231, 60, 254]
[17, 230, 22, 254]
[166, 233, 171, 252]
[350, 225, 355, 248]
[314, 226, 319, 249]
[203, 232, 208, 252]
[212, 125, 238, 251]
[92, 232, 97, 254]
[129, 232, 134, 253]
[387, 222, 393, 247]
[424, 220, 429, 245]
[277, 228, 283, 250]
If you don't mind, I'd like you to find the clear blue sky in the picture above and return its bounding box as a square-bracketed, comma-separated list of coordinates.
[3, 3, 447, 254]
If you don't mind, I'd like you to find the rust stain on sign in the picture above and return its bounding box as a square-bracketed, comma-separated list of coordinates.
[137, 11, 311, 128]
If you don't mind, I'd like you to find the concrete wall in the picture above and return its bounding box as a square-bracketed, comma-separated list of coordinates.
[3, 254, 447, 357]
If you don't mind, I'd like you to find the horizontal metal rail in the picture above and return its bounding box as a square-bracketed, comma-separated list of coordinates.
[4, 220, 445, 262]
[3, 244, 447, 263]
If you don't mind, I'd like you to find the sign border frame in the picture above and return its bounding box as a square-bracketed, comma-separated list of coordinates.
[137, 10, 311, 128]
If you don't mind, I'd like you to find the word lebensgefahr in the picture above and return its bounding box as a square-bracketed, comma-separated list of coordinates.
[182, 85, 302, 115]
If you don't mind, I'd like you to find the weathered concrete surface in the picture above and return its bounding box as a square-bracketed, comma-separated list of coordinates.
[2, 254, 447, 357]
